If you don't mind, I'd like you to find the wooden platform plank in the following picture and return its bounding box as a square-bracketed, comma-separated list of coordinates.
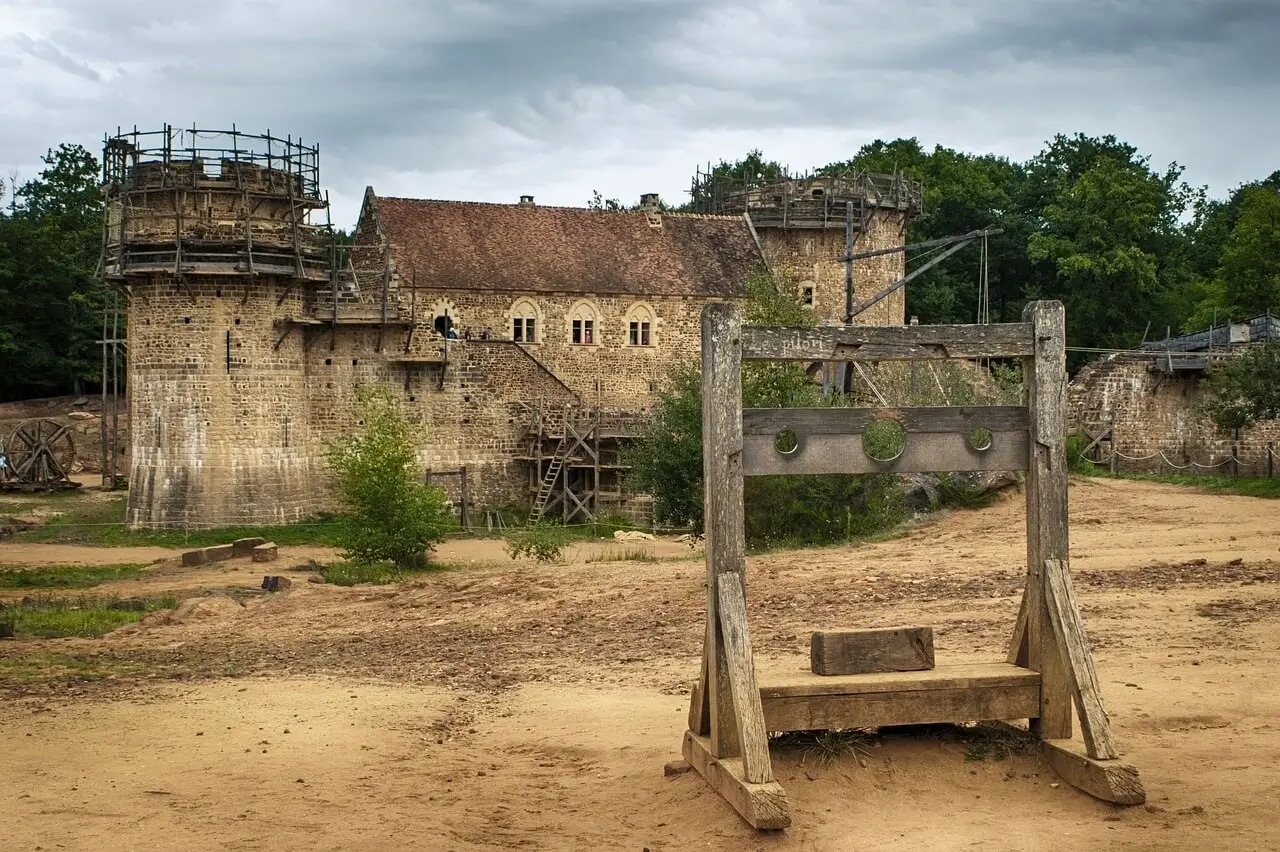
[762, 683, 1040, 733]
[683, 732, 791, 830]
[810, 626, 935, 676]
[760, 662, 1039, 698]
[1043, 739, 1145, 805]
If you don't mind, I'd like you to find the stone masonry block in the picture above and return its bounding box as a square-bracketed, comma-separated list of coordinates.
[181, 549, 208, 567]
[252, 542, 279, 562]
[232, 537, 268, 557]
[202, 544, 235, 563]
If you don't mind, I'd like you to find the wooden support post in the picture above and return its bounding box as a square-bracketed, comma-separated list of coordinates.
[716, 573, 772, 783]
[1023, 300, 1073, 739]
[700, 301, 746, 760]
[1044, 558, 1118, 759]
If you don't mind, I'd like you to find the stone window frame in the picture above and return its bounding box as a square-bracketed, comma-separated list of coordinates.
[506, 297, 542, 344]
[799, 281, 816, 309]
[623, 301, 658, 347]
[566, 299, 602, 346]
[427, 297, 461, 337]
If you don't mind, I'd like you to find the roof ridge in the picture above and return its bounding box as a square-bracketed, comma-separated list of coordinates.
[376, 195, 742, 220]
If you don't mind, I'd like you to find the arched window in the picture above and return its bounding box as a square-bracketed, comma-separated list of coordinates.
[624, 303, 656, 347]
[508, 297, 540, 343]
[428, 298, 460, 339]
[567, 300, 600, 345]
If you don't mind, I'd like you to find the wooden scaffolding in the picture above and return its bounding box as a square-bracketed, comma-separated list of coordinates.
[519, 402, 646, 523]
[686, 301, 1145, 830]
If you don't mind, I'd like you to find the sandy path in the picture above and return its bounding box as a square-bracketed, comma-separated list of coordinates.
[1, 476, 1278, 850]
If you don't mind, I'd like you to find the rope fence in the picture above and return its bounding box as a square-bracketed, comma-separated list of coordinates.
[1074, 443, 1277, 477]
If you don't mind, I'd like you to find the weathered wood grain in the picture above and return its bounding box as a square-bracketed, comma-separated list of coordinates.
[742, 406, 1029, 435]
[809, 626, 935, 676]
[683, 732, 791, 830]
[701, 302, 746, 759]
[760, 662, 1038, 698]
[717, 573, 774, 784]
[1023, 300, 1074, 740]
[762, 683, 1041, 733]
[1043, 739, 1146, 805]
[1007, 588, 1030, 667]
[742, 430, 1028, 476]
[740, 323, 1035, 362]
[1045, 558, 1119, 759]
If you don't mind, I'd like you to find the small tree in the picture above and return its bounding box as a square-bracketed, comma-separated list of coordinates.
[326, 385, 455, 567]
[1202, 342, 1280, 433]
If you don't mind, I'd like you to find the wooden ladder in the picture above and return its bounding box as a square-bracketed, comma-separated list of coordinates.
[528, 434, 571, 522]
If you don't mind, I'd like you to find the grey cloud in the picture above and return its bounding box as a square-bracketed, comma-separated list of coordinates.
[8, 33, 100, 81]
[1, 0, 1276, 226]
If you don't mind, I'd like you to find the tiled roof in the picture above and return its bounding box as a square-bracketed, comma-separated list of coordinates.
[371, 194, 762, 297]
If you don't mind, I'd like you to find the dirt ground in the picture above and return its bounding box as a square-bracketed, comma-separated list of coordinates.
[2, 476, 1279, 851]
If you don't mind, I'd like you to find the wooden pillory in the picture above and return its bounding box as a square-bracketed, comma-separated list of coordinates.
[684, 300, 1145, 830]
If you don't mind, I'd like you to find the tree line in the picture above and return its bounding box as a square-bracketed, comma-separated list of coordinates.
[639, 134, 1278, 365]
[3, 133, 1277, 402]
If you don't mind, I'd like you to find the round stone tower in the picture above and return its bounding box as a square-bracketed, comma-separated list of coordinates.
[101, 125, 332, 528]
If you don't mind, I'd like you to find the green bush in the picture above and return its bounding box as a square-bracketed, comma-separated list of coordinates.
[326, 384, 456, 567]
[504, 522, 570, 564]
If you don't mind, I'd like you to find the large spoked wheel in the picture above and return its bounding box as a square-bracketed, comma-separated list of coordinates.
[6, 419, 76, 486]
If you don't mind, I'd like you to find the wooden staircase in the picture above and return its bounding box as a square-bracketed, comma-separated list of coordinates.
[529, 434, 572, 522]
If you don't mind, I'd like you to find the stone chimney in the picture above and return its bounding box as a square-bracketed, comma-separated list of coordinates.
[640, 193, 660, 212]
[519, 195, 535, 206]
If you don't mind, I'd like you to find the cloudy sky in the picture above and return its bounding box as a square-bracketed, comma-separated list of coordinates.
[2, 0, 1276, 228]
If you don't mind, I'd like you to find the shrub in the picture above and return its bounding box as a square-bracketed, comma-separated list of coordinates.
[326, 384, 456, 567]
[504, 522, 570, 564]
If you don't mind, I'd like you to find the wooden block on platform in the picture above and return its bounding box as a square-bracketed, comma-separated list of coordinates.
[251, 542, 279, 563]
[1043, 739, 1145, 805]
[232, 537, 268, 557]
[682, 732, 790, 830]
[810, 626, 935, 675]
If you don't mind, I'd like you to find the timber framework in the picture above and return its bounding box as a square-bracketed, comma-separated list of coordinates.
[685, 300, 1146, 829]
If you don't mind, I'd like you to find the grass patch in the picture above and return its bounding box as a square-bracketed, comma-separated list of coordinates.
[319, 561, 456, 586]
[0, 563, 145, 590]
[772, 729, 878, 766]
[584, 547, 661, 563]
[0, 595, 177, 639]
[16, 493, 344, 547]
[1072, 466, 1280, 499]
[0, 651, 184, 685]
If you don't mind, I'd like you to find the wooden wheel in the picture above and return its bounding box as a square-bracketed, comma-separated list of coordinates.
[6, 419, 76, 486]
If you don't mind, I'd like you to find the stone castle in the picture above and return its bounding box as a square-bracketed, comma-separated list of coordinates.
[103, 126, 922, 528]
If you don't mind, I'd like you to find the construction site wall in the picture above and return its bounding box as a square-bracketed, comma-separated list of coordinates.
[1068, 354, 1280, 475]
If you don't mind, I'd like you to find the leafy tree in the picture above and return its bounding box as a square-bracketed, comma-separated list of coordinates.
[1021, 134, 1194, 358]
[326, 384, 456, 567]
[1217, 185, 1280, 318]
[1202, 343, 1280, 433]
[626, 270, 908, 543]
[0, 143, 105, 401]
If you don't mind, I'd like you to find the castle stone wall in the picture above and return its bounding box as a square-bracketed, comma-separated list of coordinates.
[1068, 354, 1280, 475]
[758, 212, 909, 327]
[126, 277, 316, 527]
